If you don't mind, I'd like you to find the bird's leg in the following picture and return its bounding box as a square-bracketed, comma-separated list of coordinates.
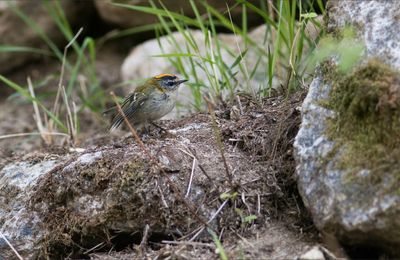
[142, 124, 150, 135]
[120, 133, 135, 146]
[138, 124, 151, 141]
[151, 122, 177, 139]
[151, 122, 168, 132]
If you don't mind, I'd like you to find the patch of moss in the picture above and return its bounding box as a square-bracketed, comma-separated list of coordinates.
[320, 59, 338, 84]
[325, 59, 400, 188]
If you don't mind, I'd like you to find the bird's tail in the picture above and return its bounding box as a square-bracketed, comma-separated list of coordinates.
[102, 106, 116, 116]
[103, 106, 121, 132]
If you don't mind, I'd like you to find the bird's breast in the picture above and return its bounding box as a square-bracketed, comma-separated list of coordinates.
[143, 91, 176, 120]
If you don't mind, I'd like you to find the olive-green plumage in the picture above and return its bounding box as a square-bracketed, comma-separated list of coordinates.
[104, 74, 187, 131]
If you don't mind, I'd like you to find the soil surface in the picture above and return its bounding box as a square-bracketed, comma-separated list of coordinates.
[0, 49, 321, 259]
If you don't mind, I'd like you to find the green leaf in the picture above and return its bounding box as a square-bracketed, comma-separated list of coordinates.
[0, 75, 67, 132]
[301, 12, 318, 19]
[208, 228, 228, 260]
[244, 215, 257, 223]
[220, 192, 238, 200]
[230, 49, 248, 69]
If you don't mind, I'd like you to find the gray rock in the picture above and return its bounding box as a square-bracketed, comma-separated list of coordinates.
[0, 159, 60, 259]
[327, 0, 400, 68]
[294, 0, 400, 255]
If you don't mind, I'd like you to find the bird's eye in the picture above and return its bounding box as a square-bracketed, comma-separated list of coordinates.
[167, 81, 175, 86]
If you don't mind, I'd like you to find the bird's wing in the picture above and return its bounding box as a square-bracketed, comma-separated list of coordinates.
[108, 91, 148, 131]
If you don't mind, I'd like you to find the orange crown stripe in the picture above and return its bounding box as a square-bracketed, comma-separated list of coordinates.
[154, 73, 175, 79]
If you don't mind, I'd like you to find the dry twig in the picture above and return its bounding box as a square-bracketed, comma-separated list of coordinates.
[110, 92, 208, 227]
[178, 146, 213, 182]
[185, 157, 197, 198]
[139, 224, 150, 251]
[161, 240, 214, 248]
[204, 97, 235, 190]
[0, 231, 24, 260]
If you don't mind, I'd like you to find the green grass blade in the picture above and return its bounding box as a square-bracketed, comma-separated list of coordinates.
[230, 49, 248, 69]
[101, 22, 175, 41]
[113, 3, 201, 27]
[208, 228, 228, 260]
[0, 45, 53, 56]
[9, 2, 65, 64]
[0, 75, 68, 132]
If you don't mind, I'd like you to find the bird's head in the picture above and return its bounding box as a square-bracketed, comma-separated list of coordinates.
[153, 74, 188, 92]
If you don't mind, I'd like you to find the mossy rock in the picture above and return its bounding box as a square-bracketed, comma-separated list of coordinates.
[326, 59, 400, 190]
[295, 58, 400, 256]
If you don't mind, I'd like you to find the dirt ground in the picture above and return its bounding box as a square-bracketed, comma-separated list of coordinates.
[0, 47, 323, 259]
[0, 92, 323, 259]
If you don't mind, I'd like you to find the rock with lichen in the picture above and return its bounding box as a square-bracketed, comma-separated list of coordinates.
[294, 0, 400, 256]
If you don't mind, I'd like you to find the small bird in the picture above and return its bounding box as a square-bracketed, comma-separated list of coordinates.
[104, 74, 188, 131]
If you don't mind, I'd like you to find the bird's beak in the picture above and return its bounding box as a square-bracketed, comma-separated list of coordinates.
[177, 79, 188, 85]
